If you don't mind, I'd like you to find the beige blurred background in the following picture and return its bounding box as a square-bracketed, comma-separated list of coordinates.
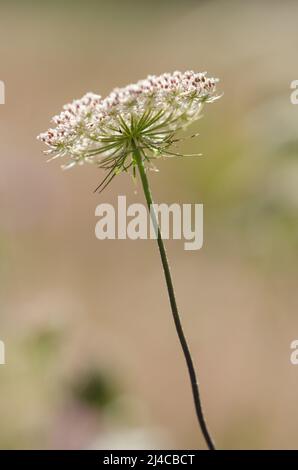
[0, 0, 298, 450]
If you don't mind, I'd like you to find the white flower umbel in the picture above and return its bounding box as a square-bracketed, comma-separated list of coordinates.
[38, 71, 219, 185]
[38, 71, 220, 450]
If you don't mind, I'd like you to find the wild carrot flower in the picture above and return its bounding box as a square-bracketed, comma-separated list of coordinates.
[38, 71, 219, 186]
[38, 71, 220, 450]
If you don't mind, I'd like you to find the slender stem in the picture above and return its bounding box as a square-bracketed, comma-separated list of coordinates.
[132, 141, 216, 450]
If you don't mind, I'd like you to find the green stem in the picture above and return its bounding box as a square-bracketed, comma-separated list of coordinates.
[132, 141, 216, 450]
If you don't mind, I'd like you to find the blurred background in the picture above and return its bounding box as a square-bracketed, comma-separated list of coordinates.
[0, 0, 298, 450]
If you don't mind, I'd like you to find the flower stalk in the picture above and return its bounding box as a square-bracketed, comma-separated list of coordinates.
[132, 140, 215, 450]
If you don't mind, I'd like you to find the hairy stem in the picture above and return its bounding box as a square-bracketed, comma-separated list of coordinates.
[132, 141, 215, 450]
